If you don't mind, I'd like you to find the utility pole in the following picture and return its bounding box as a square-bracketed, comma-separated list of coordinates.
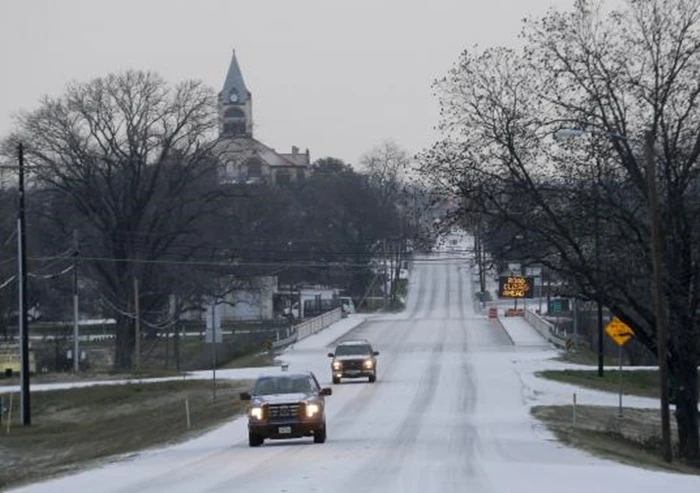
[174, 297, 181, 372]
[134, 277, 140, 371]
[597, 298, 604, 376]
[382, 240, 388, 310]
[211, 301, 217, 400]
[17, 143, 30, 426]
[390, 239, 396, 305]
[645, 130, 672, 462]
[475, 219, 486, 294]
[167, 294, 176, 370]
[72, 229, 80, 372]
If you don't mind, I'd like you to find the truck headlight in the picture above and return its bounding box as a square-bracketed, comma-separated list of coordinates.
[306, 403, 320, 418]
[363, 359, 374, 369]
[249, 406, 264, 420]
[332, 361, 342, 370]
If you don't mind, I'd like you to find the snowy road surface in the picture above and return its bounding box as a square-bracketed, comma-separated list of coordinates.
[12, 255, 700, 492]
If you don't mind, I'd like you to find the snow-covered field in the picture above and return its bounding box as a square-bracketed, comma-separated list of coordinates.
[9, 252, 699, 492]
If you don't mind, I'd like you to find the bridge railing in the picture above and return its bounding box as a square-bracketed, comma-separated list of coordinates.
[523, 309, 569, 349]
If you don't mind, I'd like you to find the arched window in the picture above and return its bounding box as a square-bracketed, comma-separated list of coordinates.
[224, 108, 245, 118]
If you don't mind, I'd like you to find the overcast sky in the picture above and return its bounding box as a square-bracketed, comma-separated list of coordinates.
[1, 0, 561, 166]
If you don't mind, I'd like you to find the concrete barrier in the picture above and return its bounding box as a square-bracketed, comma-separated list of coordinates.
[524, 308, 569, 349]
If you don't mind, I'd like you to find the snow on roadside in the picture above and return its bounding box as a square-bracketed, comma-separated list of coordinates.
[496, 314, 690, 411]
[498, 314, 553, 347]
[512, 350, 663, 410]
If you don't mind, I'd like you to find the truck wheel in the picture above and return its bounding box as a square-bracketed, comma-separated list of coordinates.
[332, 376, 340, 384]
[248, 432, 263, 447]
[368, 374, 376, 383]
[313, 425, 327, 444]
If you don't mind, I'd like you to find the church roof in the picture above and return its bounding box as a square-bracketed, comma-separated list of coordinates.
[218, 136, 309, 169]
[220, 49, 250, 103]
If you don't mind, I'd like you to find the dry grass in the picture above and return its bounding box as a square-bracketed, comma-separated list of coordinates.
[0, 379, 251, 490]
[222, 349, 276, 369]
[532, 404, 700, 474]
[537, 369, 662, 398]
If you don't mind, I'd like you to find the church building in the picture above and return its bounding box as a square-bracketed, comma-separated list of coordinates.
[216, 50, 312, 185]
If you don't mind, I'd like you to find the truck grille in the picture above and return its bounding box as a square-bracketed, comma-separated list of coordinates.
[342, 359, 363, 370]
[267, 403, 304, 420]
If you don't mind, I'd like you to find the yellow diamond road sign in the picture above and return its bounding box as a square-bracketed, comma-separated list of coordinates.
[605, 317, 635, 346]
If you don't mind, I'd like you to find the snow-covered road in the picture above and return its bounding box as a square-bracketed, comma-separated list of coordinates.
[11, 255, 700, 492]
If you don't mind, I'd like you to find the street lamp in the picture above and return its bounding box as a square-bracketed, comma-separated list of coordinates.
[556, 127, 672, 462]
[0, 143, 31, 426]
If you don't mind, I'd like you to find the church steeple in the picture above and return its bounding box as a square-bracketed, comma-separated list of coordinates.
[218, 49, 253, 138]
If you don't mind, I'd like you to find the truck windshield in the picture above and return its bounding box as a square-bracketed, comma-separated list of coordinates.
[335, 344, 371, 356]
[253, 376, 312, 395]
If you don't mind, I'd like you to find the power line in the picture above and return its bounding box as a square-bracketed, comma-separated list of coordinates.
[0, 275, 16, 290]
[27, 254, 468, 268]
[27, 264, 74, 280]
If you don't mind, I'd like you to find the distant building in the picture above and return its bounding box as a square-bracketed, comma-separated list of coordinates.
[216, 50, 311, 185]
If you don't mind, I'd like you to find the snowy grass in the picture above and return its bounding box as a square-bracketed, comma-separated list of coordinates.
[0, 368, 182, 388]
[0, 379, 250, 490]
[532, 404, 700, 474]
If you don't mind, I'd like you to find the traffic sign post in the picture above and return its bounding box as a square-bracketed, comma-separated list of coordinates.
[605, 317, 635, 417]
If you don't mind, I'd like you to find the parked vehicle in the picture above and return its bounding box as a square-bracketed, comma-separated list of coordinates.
[328, 339, 379, 384]
[339, 296, 356, 314]
[240, 371, 332, 446]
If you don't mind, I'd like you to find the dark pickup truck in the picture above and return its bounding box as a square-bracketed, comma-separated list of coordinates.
[240, 371, 332, 447]
[328, 339, 380, 384]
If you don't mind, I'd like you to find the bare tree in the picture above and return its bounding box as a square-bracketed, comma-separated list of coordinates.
[420, 0, 700, 459]
[2, 70, 226, 370]
[360, 140, 411, 211]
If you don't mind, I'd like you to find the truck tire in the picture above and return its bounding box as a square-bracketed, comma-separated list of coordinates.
[332, 376, 340, 384]
[248, 431, 263, 447]
[368, 374, 376, 383]
[313, 425, 327, 444]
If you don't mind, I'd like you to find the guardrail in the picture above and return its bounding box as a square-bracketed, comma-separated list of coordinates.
[295, 308, 343, 341]
[523, 308, 569, 349]
[271, 326, 297, 350]
[271, 308, 343, 350]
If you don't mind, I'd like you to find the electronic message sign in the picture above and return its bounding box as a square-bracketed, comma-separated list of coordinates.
[498, 276, 535, 299]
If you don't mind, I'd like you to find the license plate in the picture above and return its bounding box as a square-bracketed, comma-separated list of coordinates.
[278, 426, 291, 434]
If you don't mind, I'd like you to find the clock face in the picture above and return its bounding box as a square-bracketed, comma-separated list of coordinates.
[229, 90, 239, 103]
